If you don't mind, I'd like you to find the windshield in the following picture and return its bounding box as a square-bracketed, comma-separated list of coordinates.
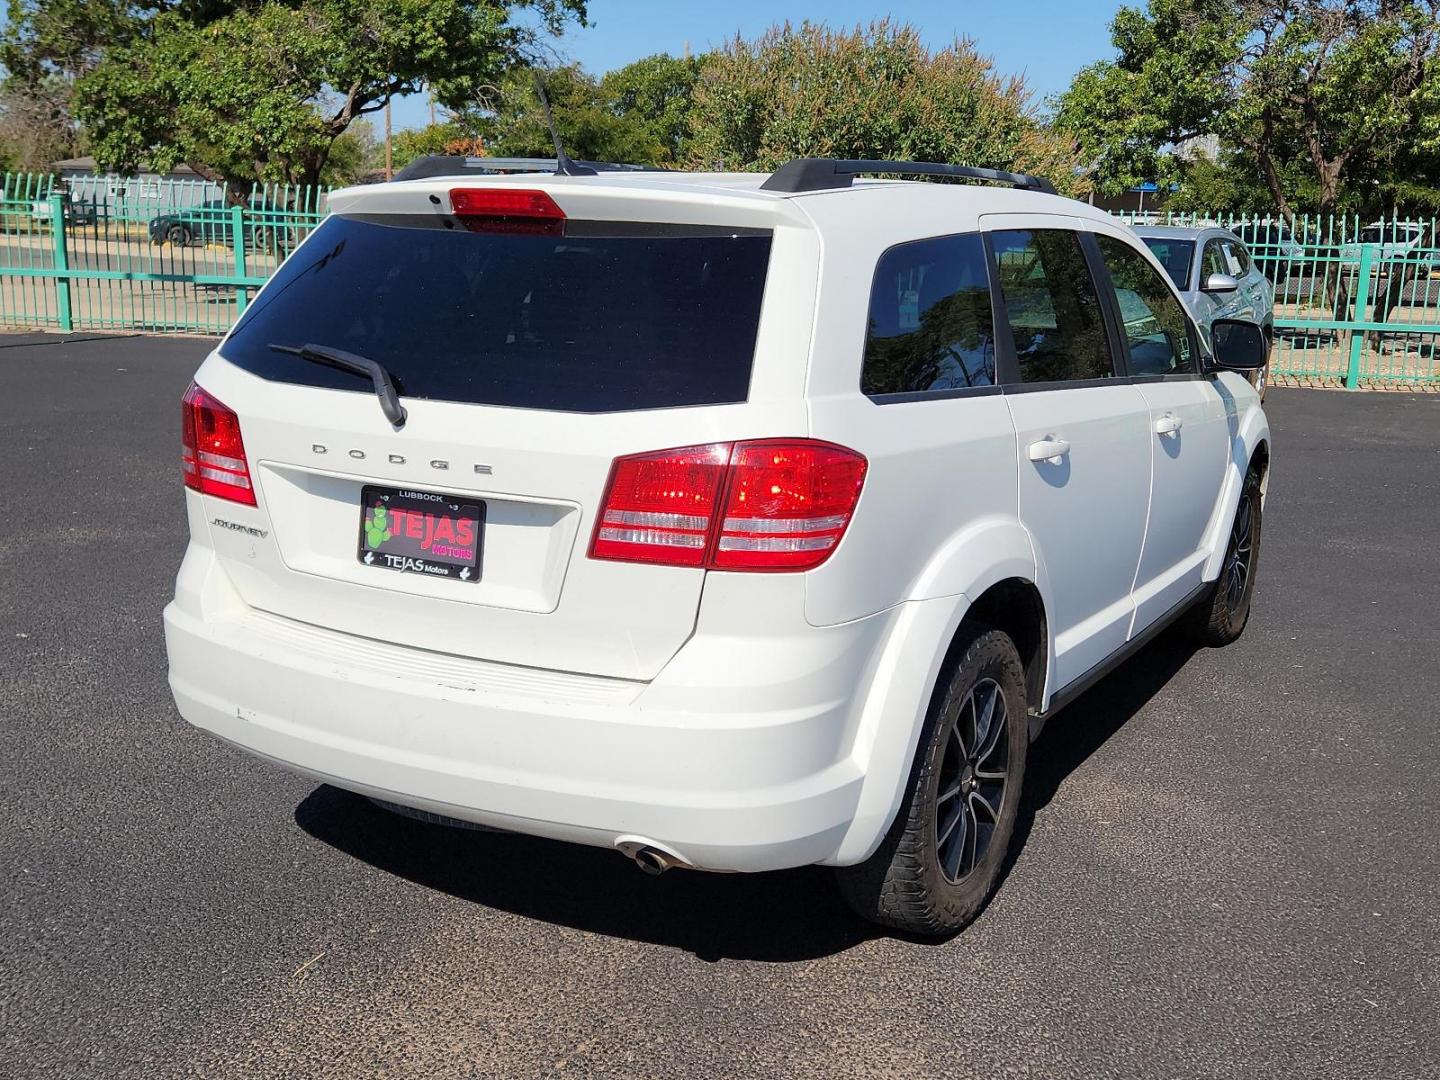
[221, 214, 774, 412]
[1139, 238, 1195, 290]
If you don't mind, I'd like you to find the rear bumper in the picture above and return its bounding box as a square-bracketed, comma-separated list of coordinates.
[164, 548, 938, 872]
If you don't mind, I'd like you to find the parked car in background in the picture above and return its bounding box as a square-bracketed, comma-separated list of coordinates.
[148, 198, 294, 250]
[1338, 221, 1438, 269]
[165, 156, 1271, 937]
[1232, 220, 1306, 283]
[1134, 225, 1275, 399]
[30, 191, 99, 228]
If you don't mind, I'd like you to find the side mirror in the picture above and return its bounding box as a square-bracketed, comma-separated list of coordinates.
[1202, 272, 1239, 293]
[1210, 319, 1267, 371]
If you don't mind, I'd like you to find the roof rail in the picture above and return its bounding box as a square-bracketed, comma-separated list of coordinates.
[760, 158, 1057, 196]
[391, 156, 658, 183]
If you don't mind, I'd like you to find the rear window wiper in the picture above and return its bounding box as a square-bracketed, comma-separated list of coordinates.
[269, 343, 408, 428]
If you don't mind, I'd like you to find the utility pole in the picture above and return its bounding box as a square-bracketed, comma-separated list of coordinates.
[429, 85, 437, 128]
[384, 98, 393, 181]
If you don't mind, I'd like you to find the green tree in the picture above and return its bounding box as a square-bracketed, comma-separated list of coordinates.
[3, 1, 586, 198]
[390, 121, 469, 171]
[1056, 0, 1440, 220]
[0, 0, 140, 84]
[600, 53, 701, 164]
[320, 118, 381, 187]
[461, 63, 668, 164]
[686, 20, 1086, 195]
[1164, 147, 1328, 215]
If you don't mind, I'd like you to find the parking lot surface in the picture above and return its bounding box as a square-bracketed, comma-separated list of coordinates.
[2, 332, 1437, 1079]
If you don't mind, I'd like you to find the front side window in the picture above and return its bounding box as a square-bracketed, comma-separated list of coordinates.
[990, 229, 1113, 384]
[862, 233, 996, 396]
[1198, 240, 1232, 280]
[1096, 234, 1193, 376]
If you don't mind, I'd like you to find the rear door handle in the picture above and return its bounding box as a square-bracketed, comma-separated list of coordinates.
[1027, 437, 1071, 463]
[1154, 413, 1183, 436]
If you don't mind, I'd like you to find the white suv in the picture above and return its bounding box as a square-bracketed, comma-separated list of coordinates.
[164, 157, 1271, 935]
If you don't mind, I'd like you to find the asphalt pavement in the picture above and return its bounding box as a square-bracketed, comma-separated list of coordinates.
[1, 332, 1437, 1079]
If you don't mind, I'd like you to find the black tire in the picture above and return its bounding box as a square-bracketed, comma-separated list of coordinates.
[252, 226, 280, 253]
[835, 626, 1028, 936]
[165, 224, 191, 246]
[1189, 465, 1263, 646]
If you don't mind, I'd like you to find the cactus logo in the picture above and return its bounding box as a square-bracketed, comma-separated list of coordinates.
[357, 484, 484, 582]
[364, 502, 394, 549]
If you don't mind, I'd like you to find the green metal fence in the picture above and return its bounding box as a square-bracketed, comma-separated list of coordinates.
[0, 172, 328, 335]
[1, 173, 1438, 387]
[1118, 210, 1440, 388]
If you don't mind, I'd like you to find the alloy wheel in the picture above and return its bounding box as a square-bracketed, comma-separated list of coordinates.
[935, 677, 1009, 884]
[1224, 493, 1255, 612]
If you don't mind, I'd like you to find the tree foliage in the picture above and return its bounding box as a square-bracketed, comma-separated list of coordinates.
[447, 54, 698, 165]
[685, 20, 1087, 196]
[1056, 0, 1440, 218]
[464, 62, 668, 163]
[320, 118, 382, 187]
[2, 1, 586, 195]
[0, 77, 80, 170]
[390, 122, 466, 170]
[599, 53, 701, 164]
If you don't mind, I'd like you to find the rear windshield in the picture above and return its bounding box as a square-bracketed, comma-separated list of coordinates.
[1139, 237, 1195, 290]
[221, 214, 773, 412]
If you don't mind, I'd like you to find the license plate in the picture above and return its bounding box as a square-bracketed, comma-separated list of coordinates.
[357, 485, 485, 583]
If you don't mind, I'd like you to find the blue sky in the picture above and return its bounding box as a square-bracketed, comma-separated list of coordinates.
[388, 0, 1120, 130]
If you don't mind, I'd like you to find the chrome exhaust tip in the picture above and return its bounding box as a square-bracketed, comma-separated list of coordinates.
[632, 846, 671, 876]
[614, 837, 691, 875]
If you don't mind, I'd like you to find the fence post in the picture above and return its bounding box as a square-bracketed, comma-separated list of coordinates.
[48, 192, 73, 332]
[232, 203, 248, 316]
[1344, 242, 1373, 389]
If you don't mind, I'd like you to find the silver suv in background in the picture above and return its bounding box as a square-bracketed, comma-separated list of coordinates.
[1134, 225, 1274, 398]
[1339, 221, 1438, 268]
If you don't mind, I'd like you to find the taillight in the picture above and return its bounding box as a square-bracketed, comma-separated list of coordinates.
[590, 444, 729, 567]
[180, 382, 255, 506]
[449, 187, 565, 235]
[712, 441, 869, 569]
[590, 440, 867, 572]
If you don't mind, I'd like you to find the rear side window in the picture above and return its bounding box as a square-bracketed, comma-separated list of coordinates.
[862, 233, 996, 396]
[1096, 235, 1193, 376]
[222, 215, 773, 412]
[990, 229, 1113, 384]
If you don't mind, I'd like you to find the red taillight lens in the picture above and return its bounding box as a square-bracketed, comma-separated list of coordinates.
[180, 382, 255, 506]
[712, 440, 869, 570]
[590, 444, 729, 566]
[589, 440, 867, 572]
[449, 187, 565, 235]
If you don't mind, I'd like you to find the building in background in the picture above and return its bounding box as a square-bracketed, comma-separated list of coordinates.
[45, 157, 224, 218]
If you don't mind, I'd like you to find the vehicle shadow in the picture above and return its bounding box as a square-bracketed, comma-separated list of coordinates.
[294, 631, 1200, 963]
[1003, 633, 1200, 878]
